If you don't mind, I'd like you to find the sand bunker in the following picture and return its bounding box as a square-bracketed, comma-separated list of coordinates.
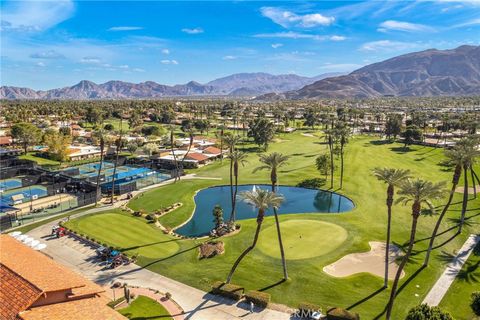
[323, 241, 405, 280]
[455, 185, 480, 195]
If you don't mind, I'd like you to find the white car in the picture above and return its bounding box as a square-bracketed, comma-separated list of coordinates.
[310, 311, 325, 320]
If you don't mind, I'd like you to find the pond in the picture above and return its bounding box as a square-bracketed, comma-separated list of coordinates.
[174, 185, 355, 237]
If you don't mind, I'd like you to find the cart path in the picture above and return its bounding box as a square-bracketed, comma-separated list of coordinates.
[27, 217, 293, 320]
[422, 234, 479, 306]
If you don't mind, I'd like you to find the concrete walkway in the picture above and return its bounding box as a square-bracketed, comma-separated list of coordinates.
[423, 234, 480, 306]
[27, 215, 292, 320]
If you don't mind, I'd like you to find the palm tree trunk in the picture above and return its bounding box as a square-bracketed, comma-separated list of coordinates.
[271, 181, 288, 280]
[384, 185, 394, 288]
[229, 157, 234, 218]
[226, 211, 264, 283]
[386, 208, 419, 320]
[471, 166, 477, 198]
[170, 131, 180, 182]
[230, 163, 238, 223]
[424, 165, 460, 266]
[340, 147, 344, 189]
[459, 166, 469, 234]
[329, 138, 334, 189]
[110, 118, 123, 204]
[94, 141, 104, 206]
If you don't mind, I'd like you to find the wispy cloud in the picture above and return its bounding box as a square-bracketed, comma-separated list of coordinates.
[161, 49, 170, 55]
[161, 59, 179, 65]
[222, 55, 237, 60]
[254, 32, 346, 41]
[108, 26, 143, 31]
[0, 0, 75, 32]
[360, 40, 420, 52]
[271, 43, 283, 49]
[30, 50, 65, 59]
[452, 18, 480, 27]
[35, 62, 46, 67]
[80, 56, 102, 64]
[181, 27, 204, 34]
[378, 20, 434, 33]
[260, 7, 334, 28]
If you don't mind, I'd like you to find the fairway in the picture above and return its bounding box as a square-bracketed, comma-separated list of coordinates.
[257, 220, 348, 260]
[67, 211, 180, 259]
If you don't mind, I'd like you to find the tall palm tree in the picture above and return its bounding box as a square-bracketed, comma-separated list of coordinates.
[424, 143, 468, 266]
[93, 129, 106, 206]
[228, 151, 248, 223]
[110, 116, 124, 204]
[324, 128, 335, 189]
[226, 188, 284, 283]
[334, 123, 351, 189]
[457, 138, 479, 234]
[253, 152, 290, 280]
[385, 179, 445, 320]
[223, 134, 242, 216]
[372, 168, 411, 288]
[168, 126, 180, 182]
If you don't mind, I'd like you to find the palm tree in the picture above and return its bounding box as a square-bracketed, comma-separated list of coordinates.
[223, 134, 242, 217]
[226, 188, 284, 283]
[253, 152, 290, 280]
[424, 143, 469, 266]
[334, 123, 351, 189]
[228, 151, 248, 223]
[324, 128, 335, 189]
[457, 138, 479, 234]
[168, 126, 180, 182]
[372, 168, 411, 288]
[93, 129, 106, 206]
[110, 116, 124, 204]
[385, 179, 445, 320]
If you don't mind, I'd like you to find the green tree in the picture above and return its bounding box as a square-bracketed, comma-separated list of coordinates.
[405, 304, 453, 320]
[385, 114, 402, 140]
[316, 154, 331, 180]
[402, 125, 423, 148]
[386, 179, 445, 320]
[372, 168, 411, 288]
[212, 205, 224, 230]
[226, 188, 284, 283]
[333, 122, 351, 188]
[253, 152, 290, 280]
[471, 291, 480, 316]
[11, 123, 42, 154]
[248, 118, 276, 151]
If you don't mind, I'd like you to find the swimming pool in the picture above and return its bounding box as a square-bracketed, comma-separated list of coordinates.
[175, 185, 355, 237]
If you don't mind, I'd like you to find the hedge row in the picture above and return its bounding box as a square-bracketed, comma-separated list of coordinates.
[211, 281, 244, 301]
[244, 290, 270, 308]
[327, 307, 359, 320]
[298, 302, 323, 317]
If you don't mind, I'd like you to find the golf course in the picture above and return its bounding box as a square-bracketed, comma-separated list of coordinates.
[65, 132, 480, 319]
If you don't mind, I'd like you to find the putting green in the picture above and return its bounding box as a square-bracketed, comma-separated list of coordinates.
[257, 219, 348, 260]
[68, 211, 180, 259]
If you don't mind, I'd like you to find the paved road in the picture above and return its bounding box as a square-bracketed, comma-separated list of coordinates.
[422, 234, 480, 306]
[27, 214, 293, 320]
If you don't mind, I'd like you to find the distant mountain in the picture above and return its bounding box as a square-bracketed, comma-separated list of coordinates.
[266, 45, 480, 99]
[0, 72, 341, 100]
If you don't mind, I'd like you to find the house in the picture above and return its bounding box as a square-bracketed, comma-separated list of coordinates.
[0, 235, 126, 320]
[68, 145, 104, 161]
[0, 136, 12, 146]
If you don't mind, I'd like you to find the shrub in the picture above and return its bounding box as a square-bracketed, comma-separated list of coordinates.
[297, 178, 326, 189]
[471, 292, 480, 315]
[145, 214, 154, 221]
[165, 292, 172, 300]
[245, 291, 270, 308]
[405, 304, 453, 320]
[327, 307, 359, 320]
[298, 302, 322, 317]
[211, 281, 244, 301]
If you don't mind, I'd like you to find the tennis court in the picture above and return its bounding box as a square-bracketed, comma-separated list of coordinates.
[0, 178, 22, 191]
[1, 185, 49, 205]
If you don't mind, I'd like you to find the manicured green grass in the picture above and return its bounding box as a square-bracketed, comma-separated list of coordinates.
[66, 210, 182, 259]
[19, 152, 60, 166]
[118, 295, 173, 320]
[257, 219, 348, 260]
[440, 242, 480, 319]
[66, 132, 480, 319]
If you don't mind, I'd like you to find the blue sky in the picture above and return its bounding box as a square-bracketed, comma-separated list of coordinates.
[1, 0, 479, 90]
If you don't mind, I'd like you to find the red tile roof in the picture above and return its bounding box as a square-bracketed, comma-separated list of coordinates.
[0, 136, 12, 145]
[19, 296, 126, 320]
[185, 152, 209, 162]
[203, 146, 221, 154]
[0, 264, 42, 320]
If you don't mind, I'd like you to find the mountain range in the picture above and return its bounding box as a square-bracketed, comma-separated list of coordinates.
[2, 45, 479, 100]
[266, 45, 480, 99]
[0, 72, 341, 100]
